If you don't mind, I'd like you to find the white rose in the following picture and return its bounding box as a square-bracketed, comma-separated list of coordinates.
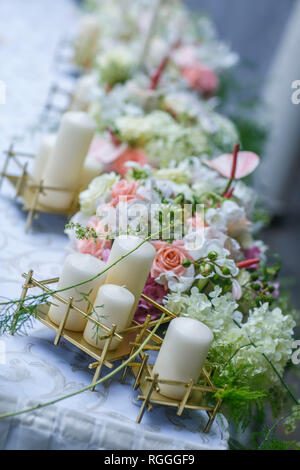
[79, 172, 120, 215]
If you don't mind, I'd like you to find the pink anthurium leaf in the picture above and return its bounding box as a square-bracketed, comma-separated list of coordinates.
[203, 151, 260, 179]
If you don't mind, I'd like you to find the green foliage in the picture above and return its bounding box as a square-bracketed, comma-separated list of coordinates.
[66, 222, 100, 242]
[252, 429, 300, 450]
[0, 294, 51, 335]
[259, 437, 299, 450]
[284, 405, 300, 435]
[206, 343, 269, 429]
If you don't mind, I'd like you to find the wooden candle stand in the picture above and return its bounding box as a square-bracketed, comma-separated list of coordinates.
[13, 270, 223, 432]
[0, 145, 80, 231]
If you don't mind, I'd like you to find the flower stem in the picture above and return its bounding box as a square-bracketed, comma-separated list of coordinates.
[149, 39, 181, 90]
[222, 143, 240, 196]
[236, 258, 260, 269]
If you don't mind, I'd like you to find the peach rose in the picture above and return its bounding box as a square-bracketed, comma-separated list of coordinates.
[181, 64, 219, 95]
[151, 240, 192, 279]
[111, 147, 148, 177]
[109, 179, 143, 207]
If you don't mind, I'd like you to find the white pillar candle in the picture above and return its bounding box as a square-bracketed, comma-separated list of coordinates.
[83, 284, 135, 350]
[31, 134, 56, 183]
[105, 236, 156, 325]
[70, 74, 99, 112]
[153, 317, 213, 400]
[78, 155, 104, 189]
[48, 253, 107, 332]
[39, 111, 96, 210]
[73, 15, 101, 69]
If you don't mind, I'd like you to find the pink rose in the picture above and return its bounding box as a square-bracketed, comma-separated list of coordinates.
[181, 64, 219, 95]
[111, 147, 148, 177]
[110, 179, 143, 207]
[76, 218, 112, 260]
[151, 240, 192, 279]
[77, 238, 111, 259]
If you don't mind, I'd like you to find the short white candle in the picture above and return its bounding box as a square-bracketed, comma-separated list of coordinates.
[48, 253, 107, 332]
[105, 236, 156, 325]
[153, 317, 214, 400]
[39, 111, 96, 210]
[78, 155, 104, 189]
[31, 134, 56, 183]
[83, 284, 135, 350]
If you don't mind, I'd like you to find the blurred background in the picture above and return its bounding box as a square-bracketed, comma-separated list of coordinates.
[188, 0, 300, 445]
[187, 0, 300, 311]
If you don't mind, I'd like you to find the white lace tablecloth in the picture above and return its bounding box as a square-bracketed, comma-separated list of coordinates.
[0, 0, 229, 450]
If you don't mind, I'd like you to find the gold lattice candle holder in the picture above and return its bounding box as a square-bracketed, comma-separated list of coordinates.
[125, 348, 224, 433]
[13, 270, 223, 432]
[0, 145, 80, 231]
[13, 271, 171, 388]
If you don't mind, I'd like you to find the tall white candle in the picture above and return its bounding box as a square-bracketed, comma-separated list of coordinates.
[78, 155, 104, 189]
[83, 284, 135, 350]
[74, 15, 101, 69]
[48, 253, 107, 332]
[153, 317, 213, 400]
[39, 111, 96, 210]
[31, 134, 56, 183]
[105, 236, 156, 325]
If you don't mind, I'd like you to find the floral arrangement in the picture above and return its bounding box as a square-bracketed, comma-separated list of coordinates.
[86, 85, 239, 169]
[67, 147, 298, 431]
[70, 0, 240, 171]
[73, 0, 237, 94]
[0, 0, 297, 452]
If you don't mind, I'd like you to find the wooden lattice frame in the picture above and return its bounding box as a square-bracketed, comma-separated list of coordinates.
[13, 270, 223, 432]
[0, 145, 80, 231]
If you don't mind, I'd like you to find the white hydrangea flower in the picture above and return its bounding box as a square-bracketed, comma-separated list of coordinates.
[154, 167, 191, 184]
[166, 286, 239, 335]
[227, 304, 297, 384]
[97, 46, 136, 86]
